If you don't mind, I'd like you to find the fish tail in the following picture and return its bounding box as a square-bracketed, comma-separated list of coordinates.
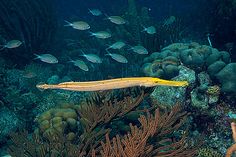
[64, 20, 72, 26]
[140, 24, 145, 29]
[0, 46, 5, 51]
[105, 48, 111, 55]
[126, 44, 133, 50]
[79, 50, 86, 56]
[88, 31, 94, 36]
[36, 83, 57, 90]
[103, 13, 109, 20]
[104, 13, 109, 20]
[141, 25, 146, 32]
[33, 53, 40, 60]
[66, 56, 74, 63]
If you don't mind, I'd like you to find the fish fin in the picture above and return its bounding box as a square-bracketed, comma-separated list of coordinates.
[105, 49, 111, 55]
[36, 82, 46, 91]
[79, 50, 86, 57]
[103, 13, 109, 20]
[33, 54, 40, 60]
[125, 20, 130, 25]
[126, 44, 133, 50]
[105, 43, 110, 47]
[105, 48, 110, 51]
[59, 81, 75, 85]
[88, 31, 94, 36]
[0, 46, 5, 51]
[64, 20, 72, 26]
[88, 8, 93, 14]
[140, 25, 146, 32]
[67, 58, 74, 63]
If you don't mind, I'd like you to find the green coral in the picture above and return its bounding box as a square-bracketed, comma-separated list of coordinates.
[35, 104, 80, 141]
[197, 148, 223, 157]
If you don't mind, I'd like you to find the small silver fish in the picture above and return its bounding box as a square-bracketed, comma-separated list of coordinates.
[34, 54, 58, 64]
[69, 59, 89, 71]
[88, 9, 102, 16]
[131, 45, 148, 54]
[142, 26, 156, 34]
[163, 16, 176, 26]
[106, 41, 126, 50]
[64, 20, 90, 30]
[106, 15, 126, 25]
[106, 52, 128, 63]
[22, 71, 37, 78]
[0, 40, 22, 50]
[89, 31, 111, 39]
[80, 51, 102, 63]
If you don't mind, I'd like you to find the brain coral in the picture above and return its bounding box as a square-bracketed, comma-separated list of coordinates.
[142, 42, 235, 94]
[35, 104, 80, 141]
[216, 63, 236, 94]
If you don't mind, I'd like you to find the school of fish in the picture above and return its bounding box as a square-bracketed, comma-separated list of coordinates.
[0, 8, 178, 88]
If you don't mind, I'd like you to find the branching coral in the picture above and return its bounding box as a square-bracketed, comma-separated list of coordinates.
[76, 90, 147, 155]
[92, 105, 197, 157]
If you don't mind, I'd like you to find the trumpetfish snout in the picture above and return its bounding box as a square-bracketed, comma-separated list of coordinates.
[36, 77, 189, 92]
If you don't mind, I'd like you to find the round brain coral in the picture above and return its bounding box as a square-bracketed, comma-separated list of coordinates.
[35, 104, 80, 141]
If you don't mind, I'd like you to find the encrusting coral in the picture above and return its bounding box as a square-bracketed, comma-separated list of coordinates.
[8, 89, 199, 157]
[206, 85, 220, 96]
[197, 147, 223, 157]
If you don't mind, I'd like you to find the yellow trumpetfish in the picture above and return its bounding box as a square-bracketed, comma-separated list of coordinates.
[36, 77, 188, 92]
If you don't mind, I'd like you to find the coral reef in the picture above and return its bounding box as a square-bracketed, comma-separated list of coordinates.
[216, 63, 236, 94]
[142, 43, 235, 155]
[207, 85, 221, 104]
[0, 107, 22, 144]
[0, 62, 78, 144]
[8, 90, 198, 157]
[151, 65, 195, 107]
[93, 105, 197, 157]
[142, 42, 236, 94]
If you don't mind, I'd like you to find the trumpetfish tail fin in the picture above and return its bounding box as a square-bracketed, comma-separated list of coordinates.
[36, 83, 58, 90]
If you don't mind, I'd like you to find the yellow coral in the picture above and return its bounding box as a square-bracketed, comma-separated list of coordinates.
[207, 85, 220, 95]
[35, 104, 80, 141]
[197, 148, 223, 157]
